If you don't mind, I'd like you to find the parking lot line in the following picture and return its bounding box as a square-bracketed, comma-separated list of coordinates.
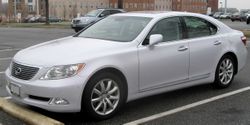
[0, 48, 21, 52]
[124, 86, 250, 125]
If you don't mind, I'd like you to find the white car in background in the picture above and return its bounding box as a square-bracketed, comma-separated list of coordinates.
[5, 11, 248, 120]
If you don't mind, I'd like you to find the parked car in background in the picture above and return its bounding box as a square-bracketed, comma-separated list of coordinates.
[213, 12, 223, 19]
[71, 8, 125, 32]
[246, 13, 250, 24]
[37, 16, 46, 23]
[231, 12, 245, 22]
[49, 16, 62, 23]
[22, 15, 33, 23]
[219, 13, 232, 19]
[28, 16, 40, 23]
[5, 11, 248, 120]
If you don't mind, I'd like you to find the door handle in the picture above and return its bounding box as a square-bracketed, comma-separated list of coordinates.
[214, 41, 222, 45]
[178, 46, 188, 51]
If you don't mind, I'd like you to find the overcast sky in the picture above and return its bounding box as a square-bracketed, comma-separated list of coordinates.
[219, 0, 250, 10]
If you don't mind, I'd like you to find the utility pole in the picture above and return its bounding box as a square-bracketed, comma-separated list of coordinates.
[45, 0, 49, 25]
[14, 0, 16, 22]
[224, 0, 227, 14]
[36, 0, 39, 16]
[118, 0, 123, 9]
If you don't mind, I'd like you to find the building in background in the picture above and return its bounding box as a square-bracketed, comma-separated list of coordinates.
[0, 0, 2, 14]
[172, 0, 207, 14]
[109, 0, 172, 11]
[154, 0, 172, 11]
[8, 0, 26, 20]
[207, 0, 218, 13]
[38, 0, 109, 21]
[109, 0, 154, 11]
[8, 0, 39, 20]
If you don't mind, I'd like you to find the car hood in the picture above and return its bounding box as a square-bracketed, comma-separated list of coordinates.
[14, 37, 128, 67]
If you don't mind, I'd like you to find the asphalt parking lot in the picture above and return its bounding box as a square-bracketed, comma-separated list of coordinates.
[0, 20, 250, 125]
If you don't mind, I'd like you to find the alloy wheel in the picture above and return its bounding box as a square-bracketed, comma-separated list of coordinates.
[91, 79, 120, 115]
[219, 58, 234, 85]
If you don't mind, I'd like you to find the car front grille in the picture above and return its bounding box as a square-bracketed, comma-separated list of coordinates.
[73, 20, 80, 24]
[11, 62, 39, 80]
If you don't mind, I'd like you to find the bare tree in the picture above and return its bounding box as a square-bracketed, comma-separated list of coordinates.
[45, 0, 49, 24]
[118, 0, 123, 9]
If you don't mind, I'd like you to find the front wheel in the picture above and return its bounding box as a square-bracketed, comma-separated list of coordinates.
[213, 55, 235, 88]
[81, 72, 126, 120]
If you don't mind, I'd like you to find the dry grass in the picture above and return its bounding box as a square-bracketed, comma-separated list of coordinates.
[242, 30, 250, 38]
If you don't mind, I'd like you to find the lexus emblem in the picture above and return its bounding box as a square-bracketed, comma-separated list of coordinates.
[14, 67, 22, 75]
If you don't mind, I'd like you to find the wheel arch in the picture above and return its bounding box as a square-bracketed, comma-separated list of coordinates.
[81, 67, 128, 103]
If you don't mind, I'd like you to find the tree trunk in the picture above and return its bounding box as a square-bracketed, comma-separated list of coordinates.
[118, 0, 123, 9]
[45, 0, 49, 25]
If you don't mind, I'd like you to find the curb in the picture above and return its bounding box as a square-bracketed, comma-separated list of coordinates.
[0, 98, 64, 125]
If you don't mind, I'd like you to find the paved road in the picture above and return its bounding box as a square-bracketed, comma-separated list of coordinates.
[0, 20, 250, 125]
[220, 19, 250, 30]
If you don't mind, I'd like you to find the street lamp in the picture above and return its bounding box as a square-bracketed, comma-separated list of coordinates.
[14, 0, 16, 21]
[219, 1, 223, 12]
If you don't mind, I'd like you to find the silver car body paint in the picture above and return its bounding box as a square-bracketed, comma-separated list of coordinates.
[5, 12, 248, 112]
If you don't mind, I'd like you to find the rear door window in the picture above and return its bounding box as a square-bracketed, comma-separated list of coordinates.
[183, 16, 217, 38]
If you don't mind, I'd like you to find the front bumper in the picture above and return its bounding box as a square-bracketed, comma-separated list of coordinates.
[5, 68, 87, 113]
[71, 23, 89, 29]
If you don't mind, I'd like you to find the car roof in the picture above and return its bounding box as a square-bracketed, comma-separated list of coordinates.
[113, 11, 207, 18]
[111, 11, 233, 32]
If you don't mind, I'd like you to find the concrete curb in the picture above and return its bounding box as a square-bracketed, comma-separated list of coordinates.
[0, 98, 64, 125]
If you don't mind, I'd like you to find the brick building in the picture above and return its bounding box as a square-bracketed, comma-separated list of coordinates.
[39, 0, 109, 20]
[172, 0, 207, 14]
[8, 0, 38, 20]
[154, 0, 172, 11]
[0, 0, 2, 14]
[207, 0, 218, 13]
[109, 0, 172, 11]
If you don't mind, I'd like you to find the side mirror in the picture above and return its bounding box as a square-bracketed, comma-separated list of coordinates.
[149, 34, 163, 46]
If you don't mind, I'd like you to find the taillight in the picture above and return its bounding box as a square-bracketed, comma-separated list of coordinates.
[241, 36, 247, 46]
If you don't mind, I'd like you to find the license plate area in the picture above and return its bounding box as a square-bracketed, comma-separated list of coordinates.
[9, 83, 20, 96]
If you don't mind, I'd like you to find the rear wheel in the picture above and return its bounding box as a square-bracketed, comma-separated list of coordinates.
[81, 72, 126, 120]
[247, 19, 250, 24]
[213, 55, 235, 88]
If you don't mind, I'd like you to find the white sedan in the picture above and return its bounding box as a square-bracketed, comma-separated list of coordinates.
[5, 11, 248, 120]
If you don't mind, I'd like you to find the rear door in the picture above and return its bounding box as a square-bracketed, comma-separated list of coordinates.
[183, 16, 222, 80]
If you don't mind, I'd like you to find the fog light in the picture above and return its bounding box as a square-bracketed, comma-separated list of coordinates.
[49, 97, 69, 105]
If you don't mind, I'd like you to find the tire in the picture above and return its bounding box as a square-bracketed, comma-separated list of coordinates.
[213, 55, 235, 88]
[74, 28, 80, 32]
[81, 72, 127, 120]
[231, 19, 234, 22]
[247, 19, 250, 24]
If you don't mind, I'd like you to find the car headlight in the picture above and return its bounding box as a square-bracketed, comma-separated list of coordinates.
[40, 64, 85, 80]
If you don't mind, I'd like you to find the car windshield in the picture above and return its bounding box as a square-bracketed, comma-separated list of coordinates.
[77, 16, 152, 42]
[85, 10, 102, 17]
